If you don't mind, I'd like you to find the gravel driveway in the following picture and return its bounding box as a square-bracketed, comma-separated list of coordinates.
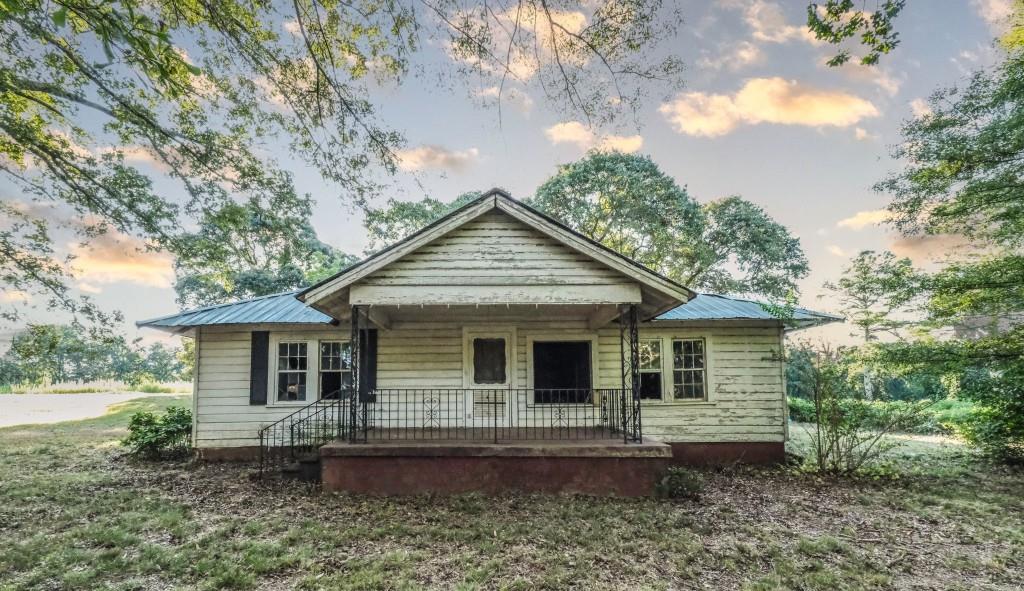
[0, 393, 171, 428]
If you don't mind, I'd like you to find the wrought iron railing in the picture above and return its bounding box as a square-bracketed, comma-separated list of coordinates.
[259, 387, 642, 477]
[359, 388, 641, 443]
[258, 393, 351, 477]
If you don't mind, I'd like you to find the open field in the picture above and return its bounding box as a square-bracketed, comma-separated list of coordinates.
[1, 396, 1021, 590]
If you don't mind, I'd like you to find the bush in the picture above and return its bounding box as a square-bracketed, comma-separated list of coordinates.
[137, 382, 177, 393]
[788, 397, 816, 422]
[122, 406, 192, 459]
[656, 466, 704, 500]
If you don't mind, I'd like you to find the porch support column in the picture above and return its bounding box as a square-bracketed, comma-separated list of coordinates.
[349, 304, 363, 443]
[618, 304, 642, 443]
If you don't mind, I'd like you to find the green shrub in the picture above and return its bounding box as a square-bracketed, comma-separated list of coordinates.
[137, 382, 176, 393]
[121, 406, 192, 459]
[656, 466, 704, 500]
[788, 397, 816, 422]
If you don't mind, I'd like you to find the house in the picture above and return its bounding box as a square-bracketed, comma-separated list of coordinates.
[139, 189, 838, 496]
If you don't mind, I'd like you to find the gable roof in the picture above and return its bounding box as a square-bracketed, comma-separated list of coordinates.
[298, 188, 694, 312]
[138, 291, 840, 333]
[655, 293, 842, 329]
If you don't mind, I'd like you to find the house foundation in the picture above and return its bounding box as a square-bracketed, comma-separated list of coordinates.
[319, 439, 672, 496]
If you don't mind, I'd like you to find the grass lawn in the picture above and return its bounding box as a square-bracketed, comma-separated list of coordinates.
[1, 397, 1021, 590]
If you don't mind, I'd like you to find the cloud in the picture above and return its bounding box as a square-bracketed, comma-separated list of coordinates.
[837, 209, 891, 229]
[971, 0, 1014, 31]
[395, 145, 480, 172]
[890, 234, 978, 265]
[853, 127, 877, 141]
[76, 283, 103, 294]
[543, 121, 643, 153]
[742, 0, 821, 44]
[66, 231, 174, 289]
[283, 19, 302, 36]
[0, 290, 30, 303]
[909, 98, 933, 118]
[827, 245, 846, 257]
[659, 77, 879, 137]
[473, 85, 535, 112]
[697, 41, 764, 71]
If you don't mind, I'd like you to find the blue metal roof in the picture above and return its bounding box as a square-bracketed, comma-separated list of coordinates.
[655, 293, 841, 325]
[139, 291, 840, 332]
[137, 291, 333, 331]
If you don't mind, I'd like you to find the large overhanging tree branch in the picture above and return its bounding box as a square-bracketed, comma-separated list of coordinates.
[0, 0, 684, 323]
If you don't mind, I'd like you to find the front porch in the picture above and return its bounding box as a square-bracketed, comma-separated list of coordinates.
[319, 437, 672, 496]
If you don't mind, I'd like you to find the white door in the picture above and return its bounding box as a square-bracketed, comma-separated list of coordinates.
[463, 329, 514, 427]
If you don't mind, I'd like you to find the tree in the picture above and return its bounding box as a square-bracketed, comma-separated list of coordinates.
[806, 0, 905, 66]
[173, 193, 356, 308]
[531, 152, 809, 299]
[1, 0, 683, 325]
[363, 192, 481, 251]
[873, 49, 1024, 462]
[823, 250, 921, 344]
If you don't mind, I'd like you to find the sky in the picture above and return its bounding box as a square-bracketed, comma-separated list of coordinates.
[0, 0, 1012, 349]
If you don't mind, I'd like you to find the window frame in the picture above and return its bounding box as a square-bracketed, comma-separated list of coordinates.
[462, 327, 517, 389]
[635, 333, 714, 405]
[671, 337, 708, 402]
[318, 340, 353, 400]
[266, 332, 352, 408]
[637, 338, 664, 401]
[525, 332, 600, 405]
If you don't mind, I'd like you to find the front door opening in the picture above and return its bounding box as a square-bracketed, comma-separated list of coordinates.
[533, 341, 592, 404]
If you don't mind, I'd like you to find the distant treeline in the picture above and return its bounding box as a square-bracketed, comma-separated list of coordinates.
[0, 325, 190, 387]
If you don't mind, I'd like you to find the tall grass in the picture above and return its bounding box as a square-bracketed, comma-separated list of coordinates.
[1, 380, 192, 394]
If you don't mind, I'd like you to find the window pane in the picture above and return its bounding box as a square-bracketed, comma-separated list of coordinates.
[473, 338, 506, 384]
[639, 373, 662, 400]
[639, 340, 661, 371]
[672, 339, 706, 401]
[278, 372, 306, 401]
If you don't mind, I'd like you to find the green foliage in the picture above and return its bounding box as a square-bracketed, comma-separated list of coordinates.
[806, 1, 905, 66]
[0, 323, 186, 386]
[1, 0, 683, 326]
[655, 466, 704, 500]
[823, 250, 922, 343]
[364, 153, 810, 300]
[788, 397, 816, 423]
[873, 50, 1024, 464]
[173, 195, 357, 308]
[363, 192, 481, 250]
[793, 347, 933, 474]
[121, 406, 192, 459]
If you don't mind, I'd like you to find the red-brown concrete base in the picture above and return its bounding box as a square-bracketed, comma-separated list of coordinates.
[668, 442, 785, 466]
[320, 440, 672, 496]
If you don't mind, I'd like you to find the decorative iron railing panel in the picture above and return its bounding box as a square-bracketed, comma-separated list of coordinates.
[259, 387, 643, 476]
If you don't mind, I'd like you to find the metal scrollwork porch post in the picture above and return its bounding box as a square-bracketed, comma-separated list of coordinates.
[349, 304, 361, 443]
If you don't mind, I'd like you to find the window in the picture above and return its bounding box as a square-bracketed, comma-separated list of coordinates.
[277, 342, 308, 402]
[672, 339, 706, 400]
[638, 339, 663, 400]
[533, 341, 592, 404]
[319, 341, 352, 399]
[472, 338, 506, 384]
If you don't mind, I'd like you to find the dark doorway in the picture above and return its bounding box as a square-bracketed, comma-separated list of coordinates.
[533, 341, 592, 404]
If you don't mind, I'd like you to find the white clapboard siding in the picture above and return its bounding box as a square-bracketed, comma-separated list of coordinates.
[193, 319, 786, 448]
[356, 211, 641, 305]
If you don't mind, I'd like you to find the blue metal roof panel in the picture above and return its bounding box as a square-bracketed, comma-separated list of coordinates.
[138, 291, 334, 329]
[654, 294, 841, 324]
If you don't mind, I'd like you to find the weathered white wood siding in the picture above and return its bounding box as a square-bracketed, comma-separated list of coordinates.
[193, 317, 786, 448]
[354, 211, 641, 305]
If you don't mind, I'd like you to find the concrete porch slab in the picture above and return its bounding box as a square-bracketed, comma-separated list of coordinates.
[320, 439, 672, 496]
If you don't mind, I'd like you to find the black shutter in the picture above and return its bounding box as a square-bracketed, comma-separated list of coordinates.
[249, 331, 269, 405]
[359, 329, 378, 402]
